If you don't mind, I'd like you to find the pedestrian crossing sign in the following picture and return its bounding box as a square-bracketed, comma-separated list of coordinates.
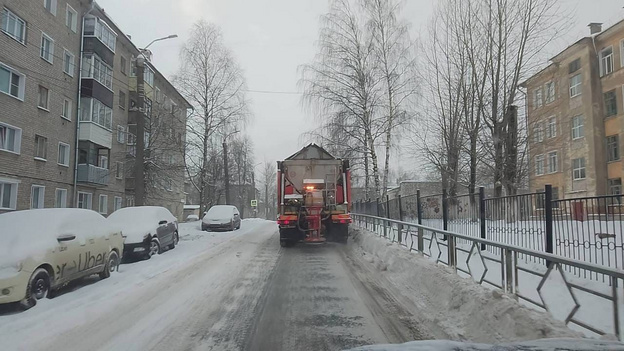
[251, 199, 258, 207]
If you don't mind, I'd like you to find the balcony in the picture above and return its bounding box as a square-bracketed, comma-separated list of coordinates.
[79, 122, 112, 149]
[77, 164, 110, 186]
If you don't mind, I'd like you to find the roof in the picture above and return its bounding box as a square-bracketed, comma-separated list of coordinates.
[184, 205, 200, 210]
[286, 143, 336, 160]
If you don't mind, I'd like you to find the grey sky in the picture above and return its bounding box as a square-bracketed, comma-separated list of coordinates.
[99, 0, 624, 171]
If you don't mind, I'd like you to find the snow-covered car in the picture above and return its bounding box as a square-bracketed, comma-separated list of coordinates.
[186, 214, 199, 222]
[0, 209, 123, 309]
[201, 205, 241, 231]
[107, 206, 179, 260]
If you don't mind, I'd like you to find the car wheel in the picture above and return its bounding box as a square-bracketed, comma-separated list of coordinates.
[147, 239, 160, 259]
[21, 268, 51, 309]
[99, 251, 119, 279]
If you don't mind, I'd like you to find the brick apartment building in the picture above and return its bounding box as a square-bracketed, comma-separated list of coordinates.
[0, 0, 190, 219]
[522, 21, 624, 199]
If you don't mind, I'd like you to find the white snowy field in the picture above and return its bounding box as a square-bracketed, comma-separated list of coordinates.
[0, 219, 276, 351]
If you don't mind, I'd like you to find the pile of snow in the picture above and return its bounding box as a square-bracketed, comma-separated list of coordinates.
[348, 227, 580, 344]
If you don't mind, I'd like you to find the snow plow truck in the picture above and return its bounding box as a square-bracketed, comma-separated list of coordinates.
[277, 144, 352, 247]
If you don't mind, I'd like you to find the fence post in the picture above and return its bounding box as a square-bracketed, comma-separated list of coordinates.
[505, 248, 514, 294]
[479, 187, 486, 251]
[384, 195, 390, 237]
[397, 195, 403, 244]
[545, 184, 553, 266]
[442, 188, 448, 241]
[376, 197, 381, 235]
[417, 189, 424, 252]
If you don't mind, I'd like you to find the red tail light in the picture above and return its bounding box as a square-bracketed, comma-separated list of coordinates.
[278, 220, 291, 225]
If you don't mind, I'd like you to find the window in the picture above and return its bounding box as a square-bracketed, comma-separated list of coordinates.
[546, 117, 556, 138]
[533, 124, 543, 143]
[63, 49, 75, 76]
[115, 161, 123, 179]
[31, 185, 45, 209]
[44, 0, 57, 15]
[547, 151, 558, 173]
[84, 17, 116, 51]
[62, 98, 72, 120]
[145, 98, 152, 117]
[99, 194, 108, 214]
[607, 135, 620, 162]
[155, 87, 161, 102]
[144, 66, 154, 86]
[127, 132, 136, 156]
[80, 98, 113, 130]
[570, 74, 582, 97]
[0, 179, 18, 210]
[600, 46, 614, 76]
[535, 155, 544, 176]
[119, 90, 126, 109]
[120, 56, 127, 76]
[1, 8, 26, 44]
[568, 58, 581, 73]
[126, 196, 135, 207]
[98, 155, 108, 169]
[533, 88, 543, 109]
[609, 178, 622, 195]
[0, 123, 21, 153]
[34, 135, 47, 160]
[38, 85, 49, 110]
[66, 5, 77, 32]
[114, 196, 122, 211]
[545, 81, 555, 104]
[571, 115, 584, 139]
[78, 192, 92, 209]
[82, 54, 113, 89]
[40, 32, 54, 63]
[117, 125, 125, 143]
[55, 188, 67, 208]
[605, 90, 617, 117]
[0, 62, 25, 99]
[572, 158, 586, 180]
[57, 142, 70, 166]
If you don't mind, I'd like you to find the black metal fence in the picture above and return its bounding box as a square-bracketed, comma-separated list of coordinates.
[352, 185, 624, 281]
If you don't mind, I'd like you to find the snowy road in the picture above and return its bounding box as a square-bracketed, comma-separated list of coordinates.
[0, 219, 425, 351]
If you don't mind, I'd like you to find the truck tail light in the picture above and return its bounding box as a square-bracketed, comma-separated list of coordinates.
[278, 219, 291, 225]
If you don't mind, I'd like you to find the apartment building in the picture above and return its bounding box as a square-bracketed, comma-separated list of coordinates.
[523, 21, 624, 199]
[0, 0, 85, 212]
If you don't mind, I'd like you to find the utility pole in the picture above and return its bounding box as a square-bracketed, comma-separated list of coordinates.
[223, 141, 230, 205]
[134, 56, 146, 206]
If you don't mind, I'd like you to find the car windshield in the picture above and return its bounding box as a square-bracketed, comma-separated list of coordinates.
[2, 1, 624, 350]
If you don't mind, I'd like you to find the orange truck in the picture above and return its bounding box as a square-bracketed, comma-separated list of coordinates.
[276, 144, 352, 247]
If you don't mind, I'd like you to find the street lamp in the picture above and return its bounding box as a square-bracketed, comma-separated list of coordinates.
[143, 34, 178, 50]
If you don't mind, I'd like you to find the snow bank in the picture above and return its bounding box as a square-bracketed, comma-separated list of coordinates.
[348, 227, 580, 344]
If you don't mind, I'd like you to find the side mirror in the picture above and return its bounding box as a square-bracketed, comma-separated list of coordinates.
[159, 220, 168, 225]
[57, 234, 76, 242]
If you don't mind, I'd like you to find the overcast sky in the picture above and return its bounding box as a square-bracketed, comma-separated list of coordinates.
[98, 0, 624, 173]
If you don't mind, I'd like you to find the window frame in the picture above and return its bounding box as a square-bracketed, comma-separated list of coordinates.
[120, 56, 127, 76]
[119, 90, 126, 109]
[116, 125, 125, 143]
[604, 89, 617, 117]
[81, 54, 113, 90]
[533, 88, 543, 109]
[571, 115, 584, 140]
[0, 177, 19, 210]
[77, 191, 92, 210]
[570, 73, 582, 98]
[547, 151, 558, 173]
[80, 97, 113, 130]
[115, 161, 123, 179]
[34, 134, 48, 161]
[607, 134, 620, 162]
[43, 0, 57, 16]
[533, 123, 544, 143]
[1, 7, 26, 44]
[609, 178, 622, 195]
[545, 81, 555, 104]
[535, 154, 545, 176]
[113, 196, 122, 211]
[65, 4, 77, 32]
[57, 142, 70, 167]
[40, 32, 54, 64]
[572, 157, 586, 180]
[0, 122, 22, 154]
[55, 188, 67, 208]
[63, 49, 75, 77]
[98, 194, 108, 214]
[61, 97, 72, 121]
[0, 61, 26, 100]
[600, 46, 614, 77]
[30, 185, 45, 209]
[38, 85, 50, 111]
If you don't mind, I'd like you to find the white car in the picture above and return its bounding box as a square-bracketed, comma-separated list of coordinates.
[201, 205, 241, 231]
[0, 209, 124, 309]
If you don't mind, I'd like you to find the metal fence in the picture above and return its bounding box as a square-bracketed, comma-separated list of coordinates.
[351, 213, 624, 340]
[352, 185, 624, 281]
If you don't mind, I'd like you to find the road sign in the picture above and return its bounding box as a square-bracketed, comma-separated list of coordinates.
[251, 199, 258, 207]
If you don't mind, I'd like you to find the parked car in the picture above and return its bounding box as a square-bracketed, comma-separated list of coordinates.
[107, 206, 179, 260]
[0, 209, 124, 309]
[202, 205, 241, 231]
[186, 214, 199, 222]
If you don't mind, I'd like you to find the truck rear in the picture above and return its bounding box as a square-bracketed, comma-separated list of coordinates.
[276, 144, 351, 247]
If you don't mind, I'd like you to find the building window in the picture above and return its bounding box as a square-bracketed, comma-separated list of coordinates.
[570, 73, 582, 97]
[609, 178, 622, 195]
[80, 98, 113, 130]
[62, 98, 72, 120]
[114, 196, 122, 211]
[605, 90, 617, 117]
[545, 81, 555, 104]
[571, 115, 584, 139]
[535, 154, 544, 176]
[55, 188, 67, 208]
[127, 132, 136, 156]
[115, 161, 123, 179]
[58, 142, 70, 166]
[607, 135, 620, 162]
[119, 90, 126, 109]
[547, 151, 558, 173]
[66, 4, 77, 32]
[600, 46, 614, 76]
[533, 124, 543, 143]
[82, 54, 113, 89]
[572, 158, 586, 180]
[155, 87, 161, 102]
[0, 179, 18, 210]
[98, 194, 108, 214]
[40, 32, 54, 63]
[43, 0, 57, 15]
[78, 192, 92, 209]
[38, 85, 49, 110]
[1, 8, 26, 44]
[84, 17, 116, 52]
[144, 66, 154, 86]
[126, 195, 134, 207]
[31, 185, 45, 209]
[0, 123, 21, 153]
[533, 88, 543, 109]
[117, 125, 125, 143]
[546, 117, 556, 138]
[120, 56, 127, 75]
[0, 62, 25, 100]
[34, 135, 47, 160]
[63, 49, 75, 76]
[568, 58, 580, 73]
